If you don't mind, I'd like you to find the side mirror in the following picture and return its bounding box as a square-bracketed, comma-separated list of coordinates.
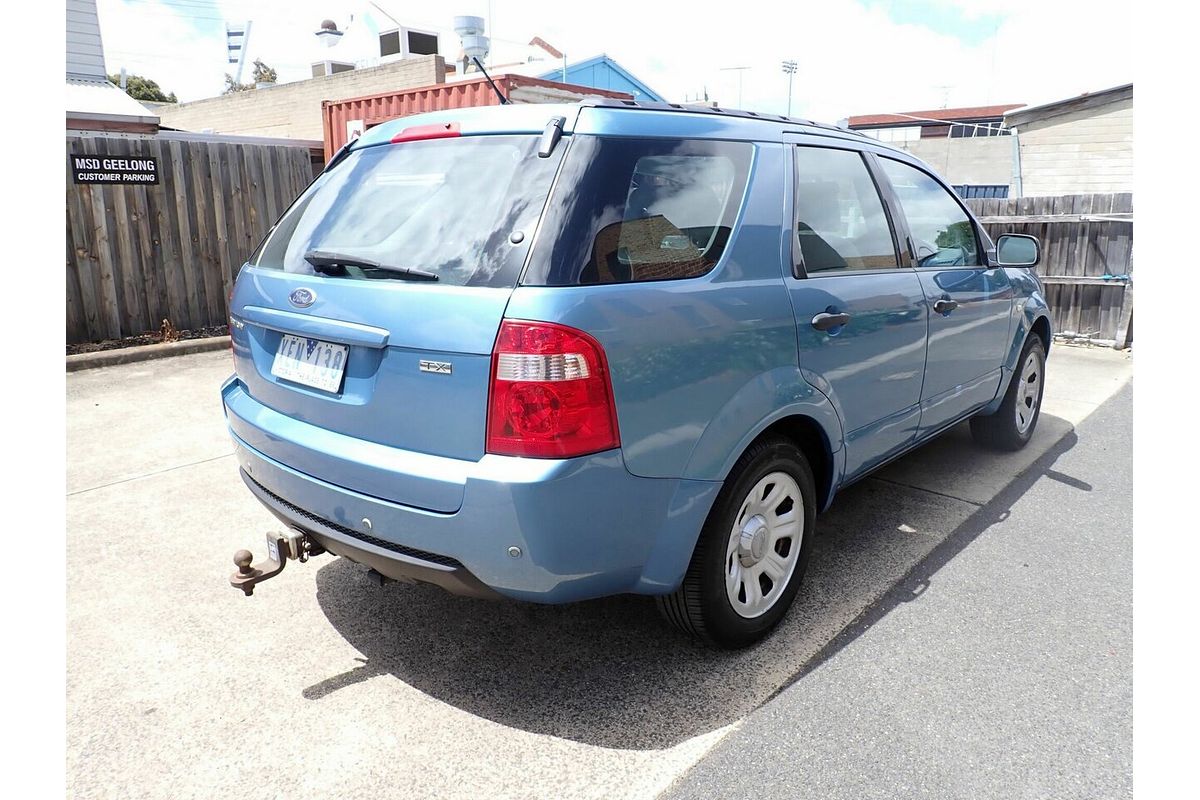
[995, 234, 1040, 268]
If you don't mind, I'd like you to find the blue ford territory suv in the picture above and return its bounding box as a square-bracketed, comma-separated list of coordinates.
[223, 100, 1049, 648]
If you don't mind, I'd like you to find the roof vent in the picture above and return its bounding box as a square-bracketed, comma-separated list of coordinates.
[454, 15, 489, 72]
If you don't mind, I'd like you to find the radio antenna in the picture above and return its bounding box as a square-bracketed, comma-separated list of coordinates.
[471, 56, 509, 105]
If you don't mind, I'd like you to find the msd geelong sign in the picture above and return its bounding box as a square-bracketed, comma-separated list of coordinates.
[70, 153, 159, 185]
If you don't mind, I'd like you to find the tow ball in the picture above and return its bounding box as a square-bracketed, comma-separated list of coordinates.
[229, 530, 325, 596]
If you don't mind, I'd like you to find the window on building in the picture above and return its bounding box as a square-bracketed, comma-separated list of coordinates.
[312, 61, 356, 77]
[862, 126, 920, 143]
[792, 147, 899, 273]
[949, 121, 1010, 138]
[952, 184, 1010, 199]
[379, 30, 401, 57]
[407, 31, 439, 55]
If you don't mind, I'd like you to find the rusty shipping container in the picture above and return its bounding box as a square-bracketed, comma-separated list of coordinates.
[321, 73, 632, 160]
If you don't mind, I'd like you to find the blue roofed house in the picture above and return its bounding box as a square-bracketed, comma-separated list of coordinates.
[536, 54, 664, 102]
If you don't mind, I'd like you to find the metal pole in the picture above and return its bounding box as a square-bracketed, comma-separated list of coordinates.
[236, 21, 253, 85]
[781, 60, 797, 117]
[719, 66, 750, 108]
[1010, 128, 1023, 199]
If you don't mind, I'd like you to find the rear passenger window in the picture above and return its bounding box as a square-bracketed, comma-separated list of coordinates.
[880, 158, 980, 267]
[793, 147, 898, 273]
[522, 137, 753, 285]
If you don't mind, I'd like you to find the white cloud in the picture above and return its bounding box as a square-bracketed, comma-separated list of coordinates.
[94, 0, 1132, 121]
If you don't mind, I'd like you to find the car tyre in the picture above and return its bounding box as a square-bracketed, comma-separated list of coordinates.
[970, 336, 1046, 451]
[657, 437, 816, 649]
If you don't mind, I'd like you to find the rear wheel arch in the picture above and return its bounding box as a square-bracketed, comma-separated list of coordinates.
[741, 415, 835, 513]
[658, 435, 819, 647]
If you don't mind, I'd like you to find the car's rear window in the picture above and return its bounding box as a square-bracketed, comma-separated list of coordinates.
[251, 135, 564, 287]
[522, 136, 754, 285]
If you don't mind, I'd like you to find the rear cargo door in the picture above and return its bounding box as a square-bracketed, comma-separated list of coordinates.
[227, 131, 566, 510]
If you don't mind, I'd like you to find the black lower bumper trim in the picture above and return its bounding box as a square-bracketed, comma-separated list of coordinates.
[241, 470, 502, 600]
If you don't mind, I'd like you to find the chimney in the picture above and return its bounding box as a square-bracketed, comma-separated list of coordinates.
[315, 19, 343, 48]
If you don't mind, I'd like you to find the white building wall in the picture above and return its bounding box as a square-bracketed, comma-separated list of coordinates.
[1014, 97, 1133, 196]
[67, 0, 107, 80]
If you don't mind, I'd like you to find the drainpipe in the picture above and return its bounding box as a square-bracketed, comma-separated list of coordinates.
[1010, 127, 1023, 199]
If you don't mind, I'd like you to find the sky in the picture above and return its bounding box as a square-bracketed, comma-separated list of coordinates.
[94, 0, 1134, 123]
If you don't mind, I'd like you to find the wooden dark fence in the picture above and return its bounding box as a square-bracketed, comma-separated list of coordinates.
[966, 192, 1133, 348]
[66, 134, 316, 344]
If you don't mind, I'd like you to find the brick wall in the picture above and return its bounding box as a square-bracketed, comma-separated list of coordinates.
[156, 55, 446, 140]
[889, 135, 1013, 187]
[1013, 97, 1133, 197]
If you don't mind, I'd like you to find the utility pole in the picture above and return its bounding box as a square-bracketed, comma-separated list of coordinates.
[719, 66, 750, 108]
[781, 60, 798, 116]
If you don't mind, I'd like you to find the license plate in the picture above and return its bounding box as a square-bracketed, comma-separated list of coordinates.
[271, 334, 348, 393]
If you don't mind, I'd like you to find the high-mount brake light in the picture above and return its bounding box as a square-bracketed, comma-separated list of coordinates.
[390, 122, 461, 143]
[486, 320, 620, 458]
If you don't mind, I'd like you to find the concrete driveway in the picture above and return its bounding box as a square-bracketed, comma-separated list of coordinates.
[65, 345, 1131, 799]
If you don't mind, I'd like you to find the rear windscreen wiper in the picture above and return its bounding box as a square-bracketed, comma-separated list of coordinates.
[304, 250, 440, 281]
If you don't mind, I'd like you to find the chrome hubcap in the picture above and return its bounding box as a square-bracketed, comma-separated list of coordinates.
[1015, 351, 1042, 434]
[738, 515, 770, 567]
[725, 471, 803, 619]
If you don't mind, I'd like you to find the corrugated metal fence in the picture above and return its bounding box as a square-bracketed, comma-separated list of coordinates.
[66, 134, 315, 344]
[966, 192, 1133, 347]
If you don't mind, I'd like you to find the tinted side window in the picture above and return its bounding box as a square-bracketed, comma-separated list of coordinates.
[793, 147, 898, 273]
[880, 158, 980, 267]
[523, 137, 753, 286]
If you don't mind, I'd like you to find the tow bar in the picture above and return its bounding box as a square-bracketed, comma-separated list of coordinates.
[229, 530, 325, 596]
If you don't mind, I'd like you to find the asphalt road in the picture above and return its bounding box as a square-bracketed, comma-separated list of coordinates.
[664, 382, 1133, 800]
[65, 345, 1131, 799]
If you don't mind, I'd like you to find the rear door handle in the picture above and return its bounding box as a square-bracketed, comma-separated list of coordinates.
[933, 299, 959, 314]
[811, 312, 852, 331]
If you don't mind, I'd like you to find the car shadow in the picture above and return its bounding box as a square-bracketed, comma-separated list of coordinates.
[309, 416, 1082, 750]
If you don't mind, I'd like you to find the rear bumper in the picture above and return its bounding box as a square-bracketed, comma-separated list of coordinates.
[242, 470, 503, 599]
[224, 380, 721, 604]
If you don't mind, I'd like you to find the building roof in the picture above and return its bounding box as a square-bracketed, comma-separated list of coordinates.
[1004, 83, 1132, 129]
[847, 103, 1026, 128]
[65, 77, 161, 125]
[537, 54, 664, 103]
[528, 37, 563, 59]
[66, 0, 159, 126]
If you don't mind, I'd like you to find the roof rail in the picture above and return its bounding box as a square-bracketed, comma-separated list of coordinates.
[578, 97, 867, 138]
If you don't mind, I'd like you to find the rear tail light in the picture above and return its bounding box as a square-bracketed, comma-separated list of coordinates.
[486, 320, 620, 458]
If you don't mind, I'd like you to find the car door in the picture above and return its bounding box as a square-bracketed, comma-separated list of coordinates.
[876, 157, 1014, 434]
[784, 143, 929, 482]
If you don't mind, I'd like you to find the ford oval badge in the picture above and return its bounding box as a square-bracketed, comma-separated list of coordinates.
[289, 288, 316, 308]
